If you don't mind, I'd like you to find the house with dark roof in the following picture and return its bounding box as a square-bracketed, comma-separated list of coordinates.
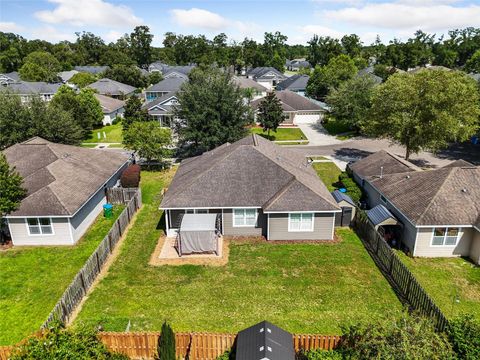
[246, 67, 287, 90]
[0, 71, 20, 85]
[286, 59, 311, 72]
[142, 92, 179, 128]
[3, 137, 130, 246]
[250, 90, 324, 125]
[2, 81, 62, 102]
[350, 151, 480, 264]
[94, 93, 126, 125]
[163, 66, 195, 79]
[145, 77, 187, 102]
[87, 78, 136, 99]
[276, 74, 309, 95]
[233, 76, 268, 100]
[357, 67, 383, 84]
[160, 134, 340, 240]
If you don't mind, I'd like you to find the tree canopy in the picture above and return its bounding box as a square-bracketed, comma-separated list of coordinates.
[18, 51, 61, 82]
[0, 153, 26, 220]
[257, 92, 284, 137]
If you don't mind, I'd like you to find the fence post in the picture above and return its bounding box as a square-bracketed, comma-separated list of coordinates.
[389, 253, 394, 275]
[79, 271, 87, 295]
[95, 251, 101, 273]
[117, 219, 122, 236]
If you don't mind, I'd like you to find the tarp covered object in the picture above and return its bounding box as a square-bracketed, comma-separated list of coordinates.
[179, 213, 219, 255]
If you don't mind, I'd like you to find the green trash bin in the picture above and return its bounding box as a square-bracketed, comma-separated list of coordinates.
[103, 203, 113, 218]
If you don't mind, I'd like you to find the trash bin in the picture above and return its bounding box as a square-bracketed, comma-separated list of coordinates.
[472, 136, 478, 145]
[103, 203, 113, 218]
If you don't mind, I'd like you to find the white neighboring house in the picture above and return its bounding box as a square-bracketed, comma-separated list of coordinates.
[246, 67, 287, 90]
[233, 76, 268, 101]
[94, 93, 126, 125]
[3, 137, 130, 246]
[1, 81, 62, 103]
[0, 71, 20, 85]
[142, 92, 179, 128]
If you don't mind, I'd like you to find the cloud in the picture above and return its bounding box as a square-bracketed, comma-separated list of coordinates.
[104, 30, 124, 43]
[30, 25, 76, 43]
[0, 22, 24, 32]
[35, 0, 142, 28]
[170, 8, 229, 30]
[300, 25, 345, 38]
[322, 2, 480, 32]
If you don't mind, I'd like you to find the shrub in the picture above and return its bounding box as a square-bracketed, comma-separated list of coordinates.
[338, 172, 362, 203]
[157, 321, 175, 360]
[216, 349, 234, 360]
[112, 116, 122, 125]
[10, 322, 128, 360]
[447, 314, 480, 360]
[297, 349, 343, 359]
[120, 164, 141, 188]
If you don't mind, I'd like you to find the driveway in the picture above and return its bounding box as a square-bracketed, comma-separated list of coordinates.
[297, 121, 342, 146]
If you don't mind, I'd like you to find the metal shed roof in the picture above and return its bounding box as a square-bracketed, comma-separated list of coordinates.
[235, 321, 295, 360]
[367, 205, 399, 227]
[331, 190, 355, 206]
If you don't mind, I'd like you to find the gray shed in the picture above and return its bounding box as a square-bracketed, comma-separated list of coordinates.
[367, 204, 399, 229]
[236, 321, 295, 360]
[177, 214, 220, 256]
[332, 190, 356, 226]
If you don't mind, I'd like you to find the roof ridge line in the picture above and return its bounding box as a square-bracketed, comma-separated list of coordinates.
[385, 151, 422, 171]
[262, 177, 296, 210]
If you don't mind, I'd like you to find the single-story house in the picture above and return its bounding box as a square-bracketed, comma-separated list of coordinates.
[163, 66, 195, 79]
[74, 65, 109, 75]
[148, 61, 169, 73]
[233, 76, 268, 100]
[276, 74, 309, 95]
[94, 93, 125, 125]
[160, 134, 341, 240]
[246, 67, 287, 90]
[0, 71, 20, 85]
[357, 67, 383, 84]
[142, 92, 179, 128]
[3, 137, 130, 246]
[145, 77, 187, 102]
[87, 78, 136, 99]
[349, 151, 480, 264]
[1, 81, 62, 102]
[250, 90, 324, 125]
[58, 70, 79, 83]
[286, 59, 311, 72]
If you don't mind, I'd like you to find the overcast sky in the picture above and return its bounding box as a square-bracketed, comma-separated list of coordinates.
[1, 0, 480, 46]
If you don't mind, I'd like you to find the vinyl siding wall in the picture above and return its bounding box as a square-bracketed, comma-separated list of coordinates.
[8, 217, 73, 245]
[223, 208, 266, 237]
[268, 213, 335, 241]
[414, 227, 473, 258]
[469, 229, 480, 265]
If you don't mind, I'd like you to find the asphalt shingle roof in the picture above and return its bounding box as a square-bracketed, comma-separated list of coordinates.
[276, 74, 309, 91]
[3, 81, 61, 95]
[233, 76, 268, 92]
[87, 78, 136, 96]
[146, 77, 187, 93]
[246, 67, 286, 80]
[74, 66, 109, 74]
[250, 90, 323, 112]
[94, 93, 125, 113]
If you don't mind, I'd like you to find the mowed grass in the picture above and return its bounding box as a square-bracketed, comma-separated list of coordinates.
[396, 253, 480, 319]
[0, 206, 124, 345]
[75, 170, 402, 334]
[250, 127, 307, 141]
[313, 162, 342, 192]
[84, 123, 123, 143]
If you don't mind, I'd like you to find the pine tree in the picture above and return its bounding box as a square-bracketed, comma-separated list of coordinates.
[157, 321, 175, 360]
[257, 92, 284, 138]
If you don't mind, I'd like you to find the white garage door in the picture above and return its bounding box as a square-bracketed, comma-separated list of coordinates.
[294, 112, 322, 124]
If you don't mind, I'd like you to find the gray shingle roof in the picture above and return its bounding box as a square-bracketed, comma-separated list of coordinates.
[3, 137, 129, 217]
[246, 67, 286, 80]
[2, 81, 61, 95]
[58, 70, 79, 82]
[87, 78, 136, 96]
[74, 66, 109, 74]
[94, 93, 125, 114]
[276, 74, 309, 91]
[0, 71, 20, 83]
[161, 134, 339, 212]
[163, 66, 195, 78]
[146, 77, 187, 93]
[142, 92, 178, 115]
[233, 76, 268, 92]
[250, 90, 323, 112]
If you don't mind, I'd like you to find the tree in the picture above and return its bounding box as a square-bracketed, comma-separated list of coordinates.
[123, 122, 172, 165]
[157, 321, 175, 360]
[465, 49, 480, 73]
[307, 35, 343, 67]
[366, 70, 480, 160]
[147, 71, 163, 86]
[306, 54, 358, 100]
[0, 153, 26, 221]
[447, 314, 480, 360]
[18, 51, 61, 82]
[0, 91, 33, 149]
[268, 52, 285, 73]
[341, 34, 363, 58]
[326, 75, 377, 131]
[103, 65, 147, 88]
[129, 26, 153, 67]
[173, 66, 253, 155]
[38, 104, 84, 144]
[69, 72, 97, 88]
[257, 92, 284, 137]
[122, 96, 149, 130]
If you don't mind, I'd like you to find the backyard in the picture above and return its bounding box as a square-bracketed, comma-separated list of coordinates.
[74, 170, 402, 334]
[84, 123, 123, 144]
[312, 162, 342, 192]
[396, 253, 480, 319]
[0, 206, 124, 345]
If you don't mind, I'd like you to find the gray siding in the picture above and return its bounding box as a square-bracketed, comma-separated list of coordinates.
[8, 217, 73, 245]
[268, 213, 335, 241]
[469, 229, 480, 265]
[223, 208, 266, 237]
[415, 227, 473, 258]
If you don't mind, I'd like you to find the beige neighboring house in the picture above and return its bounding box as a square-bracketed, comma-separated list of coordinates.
[3, 137, 130, 246]
[160, 134, 340, 240]
[94, 93, 125, 125]
[233, 76, 268, 100]
[349, 151, 480, 264]
[87, 78, 136, 99]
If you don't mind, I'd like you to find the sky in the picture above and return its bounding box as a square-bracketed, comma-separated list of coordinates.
[1, 0, 480, 46]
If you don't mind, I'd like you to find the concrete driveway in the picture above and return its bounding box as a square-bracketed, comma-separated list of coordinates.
[297, 121, 343, 146]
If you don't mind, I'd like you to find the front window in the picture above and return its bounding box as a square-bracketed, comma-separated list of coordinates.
[233, 209, 257, 227]
[27, 218, 53, 235]
[432, 227, 460, 246]
[288, 213, 314, 232]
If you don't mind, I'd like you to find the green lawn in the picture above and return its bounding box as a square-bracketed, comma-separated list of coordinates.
[84, 123, 123, 143]
[250, 127, 307, 141]
[75, 170, 402, 335]
[313, 162, 342, 192]
[396, 253, 480, 319]
[0, 206, 124, 345]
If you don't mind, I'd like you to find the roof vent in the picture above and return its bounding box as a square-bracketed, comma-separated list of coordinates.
[259, 346, 264, 351]
[461, 188, 467, 193]
[405, 175, 411, 179]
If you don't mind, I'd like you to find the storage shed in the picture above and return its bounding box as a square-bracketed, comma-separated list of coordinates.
[235, 320, 295, 360]
[367, 204, 399, 229]
[177, 213, 220, 256]
[332, 190, 356, 227]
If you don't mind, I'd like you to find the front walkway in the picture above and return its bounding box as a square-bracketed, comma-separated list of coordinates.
[297, 121, 343, 146]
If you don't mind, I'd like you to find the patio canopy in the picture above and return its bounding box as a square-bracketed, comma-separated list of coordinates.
[178, 213, 219, 256]
[367, 204, 399, 229]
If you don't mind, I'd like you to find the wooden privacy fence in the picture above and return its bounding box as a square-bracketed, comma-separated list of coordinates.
[106, 187, 139, 205]
[353, 211, 448, 331]
[0, 347, 12, 360]
[41, 189, 142, 328]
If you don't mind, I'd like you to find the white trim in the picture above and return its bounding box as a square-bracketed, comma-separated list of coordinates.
[25, 217, 55, 236]
[413, 229, 419, 256]
[430, 227, 462, 247]
[288, 212, 314, 232]
[165, 210, 170, 235]
[67, 218, 74, 244]
[416, 224, 472, 228]
[161, 206, 260, 210]
[267, 213, 270, 240]
[232, 208, 258, 227]
[474, 225, 480, 232]
[331, 214, 335, 239]
[265, 210, 341, 214]
[221, 209, 224, 234]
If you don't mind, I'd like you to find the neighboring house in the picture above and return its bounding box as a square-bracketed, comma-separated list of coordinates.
[58, 70, 79, 83]
[163, 66, 195, 79]
[148, 61, 169, 73]
[250, 90, 324, 125]
[0, 71, 20, 85]
[145, 77, 187, 102]
[142, 92, 179, 128]
[94, 93, 125, 125]
[74, 66, 109, 75]
[160, 134, 340, 240]
[357, 67, 383, 84]
[286, 59, 311, 72]
[246, 67, 287, 90]
[233, 76, 268, 100]
[1, 81, 61, 102]
[87, 78, 136, 99]
[276, 74, 309, 95]
[3, 137, 130, 246]
[349, 151, 480, 264]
